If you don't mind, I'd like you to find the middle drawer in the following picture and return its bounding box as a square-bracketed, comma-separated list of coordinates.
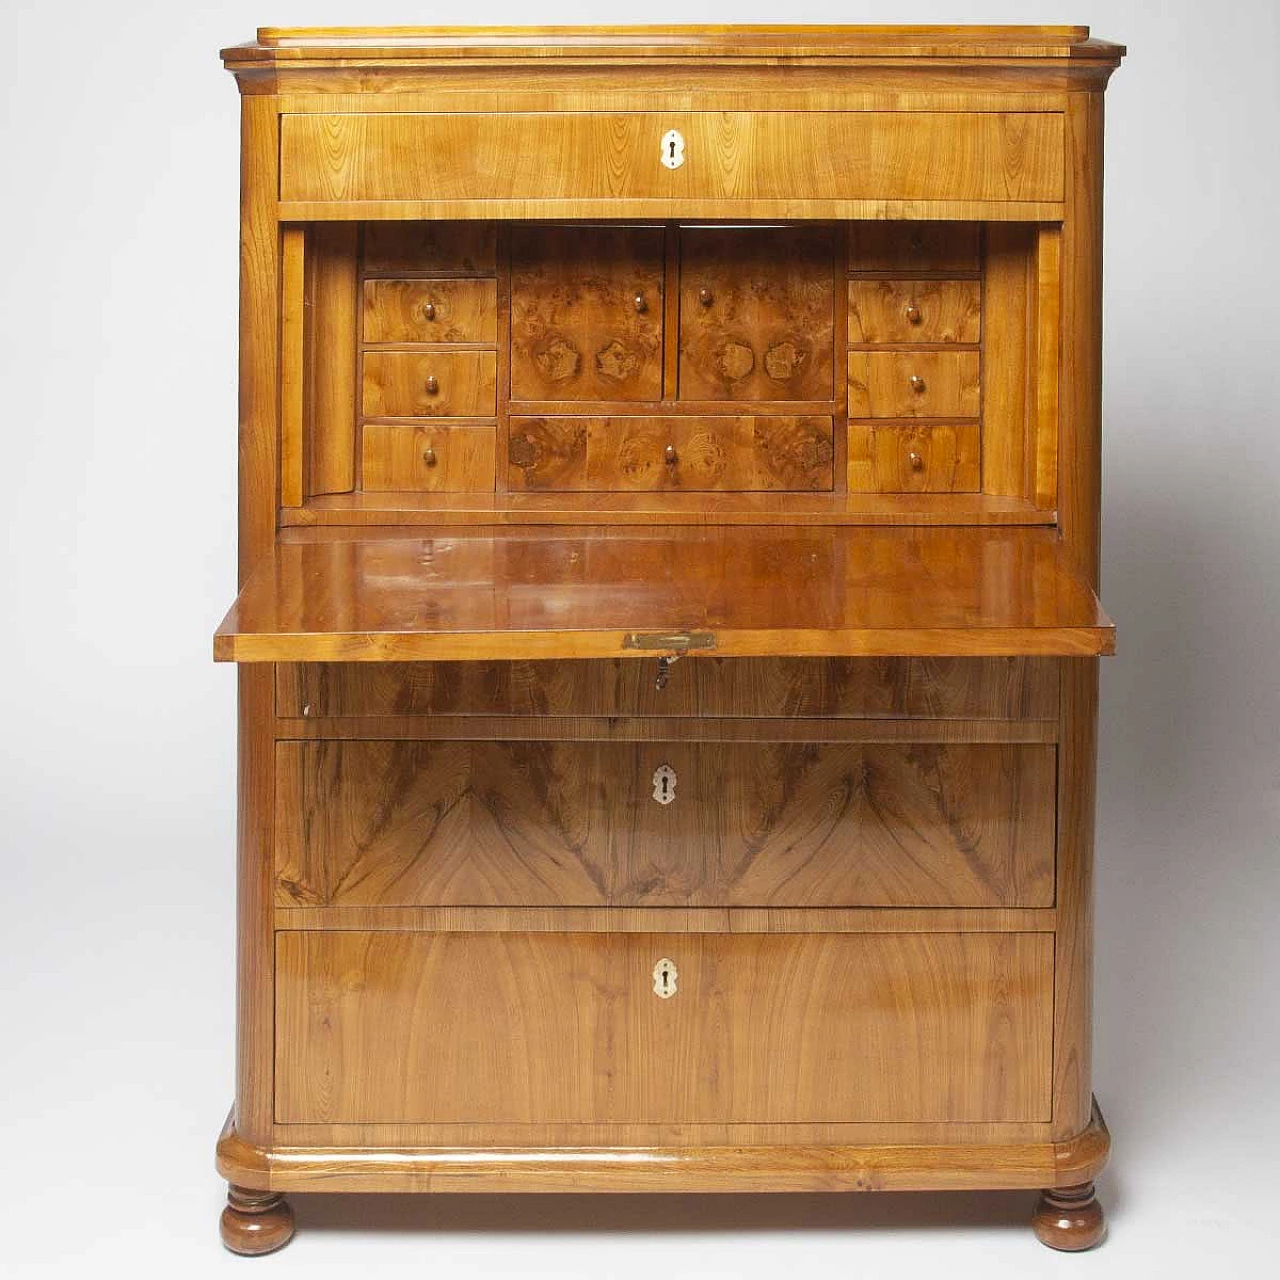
[275, 739, 1055, 909]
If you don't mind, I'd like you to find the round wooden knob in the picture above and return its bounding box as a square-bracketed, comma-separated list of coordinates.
[664, 444, 678, 465]
[904, 301, 923, 325]
[422, 446, 437, 467]
[421, 300, 437, 321]
[698, 287, 713, 307]
[634, 293, 648, 314]
[909, 451, 924, 471]
[425, 375, 439, 395]
[909, 374, 926, 394]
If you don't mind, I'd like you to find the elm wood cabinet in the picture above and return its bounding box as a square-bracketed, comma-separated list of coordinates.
[215, 25, 1124, 1256]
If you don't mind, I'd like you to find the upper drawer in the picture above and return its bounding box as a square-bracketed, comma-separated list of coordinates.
[363, 350, 497, 417]
[280, 113, 1065, 206]
[363, 279, 497, 344]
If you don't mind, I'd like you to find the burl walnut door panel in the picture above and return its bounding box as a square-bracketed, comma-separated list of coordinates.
[679, 226, 835, 402]
[274, 930, 1054, 1124]
[275, 740, 1056, 908]
[510, 225, 664, 402]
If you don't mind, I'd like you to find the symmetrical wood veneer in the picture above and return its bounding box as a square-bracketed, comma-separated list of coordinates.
[217, 23, 1124, 1256]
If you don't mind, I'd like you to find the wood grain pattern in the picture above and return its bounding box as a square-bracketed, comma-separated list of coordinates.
[848, 422, 981, 493]
[274, 739, 1055, 908]
[508, 416, 833, 492]
[679, 227, 835, 401]
[279, 228, 307, 508]
[848, 279, 981, 345]
[280, 113, 1065, 206]
[361, 421, 496, 492]
[215, 526, 1114, 663]
[362, 278, 497, 344]
[510, 225, 664, 402]
[277, 656, 1060, 720]
[850, 221, 982, 273]
[848, 350, 981, 418]
[310, 224, 359, 494]
[362, 350, 497, 417]
[362, 220, 497, 274]
[274, 930, 1053, 1124]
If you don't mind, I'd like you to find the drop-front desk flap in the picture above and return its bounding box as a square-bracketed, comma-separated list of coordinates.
[213, 525, 1113, 663]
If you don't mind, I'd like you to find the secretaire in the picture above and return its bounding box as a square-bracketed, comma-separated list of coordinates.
[214, 25, 1124, 1255]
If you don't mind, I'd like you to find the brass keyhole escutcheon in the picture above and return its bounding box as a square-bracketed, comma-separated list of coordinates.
[652, 958, 678, 999]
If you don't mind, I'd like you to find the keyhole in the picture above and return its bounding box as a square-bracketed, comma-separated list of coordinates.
[668, 138, 676, 161]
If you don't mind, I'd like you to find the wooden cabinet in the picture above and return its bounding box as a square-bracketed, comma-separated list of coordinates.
[216, 23, 1124, 1257]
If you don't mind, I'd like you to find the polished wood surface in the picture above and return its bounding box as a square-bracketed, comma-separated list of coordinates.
[510, 225, 665, 403]
[679, 227, 834, 402]
[217, 22, 1123, 1246]
[214, 526, 1113, 662]
[275, 739, 1054, 908]
[280, 112, 1065, 209]
[508, 416, 833, 492]
[275, 930, 1052, 1124]
[277, 656, 1059, 720]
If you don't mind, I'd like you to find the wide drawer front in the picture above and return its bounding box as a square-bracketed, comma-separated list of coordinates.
[508, 416, 834, 492]
[280, 112, 1065, 205]
[274, 930, 1054, 1124]
[277, 657, 1060, 720]
[274, 740, 1056, 909]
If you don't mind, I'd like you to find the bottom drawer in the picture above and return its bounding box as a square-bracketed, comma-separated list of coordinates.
[275, 930, 1052, 1125]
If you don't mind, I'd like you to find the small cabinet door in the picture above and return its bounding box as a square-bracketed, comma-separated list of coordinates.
[679, 226, 835, 402]
[510, 225, 664, 402]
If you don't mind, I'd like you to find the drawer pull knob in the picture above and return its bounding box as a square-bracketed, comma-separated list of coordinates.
[904, 301, 923, 325]
[909, 374, 926, 394]
[664, 443, 678, 465]
[634, 293, 648, 314]
[698, 287, 714, 307]
[909, 450, 924, 471]
[421, 300, 436, 322]
[909, 231, 925, 252]
[425, 375, 439, 395]
[652, 764, 677, 806]
[422, 446, 437, 467]
[652, 957, 679, 999]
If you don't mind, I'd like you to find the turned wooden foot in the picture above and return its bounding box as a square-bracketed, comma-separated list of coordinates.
[220, 1185, 295, 1256]
[1032, 1181, 1106, 1251]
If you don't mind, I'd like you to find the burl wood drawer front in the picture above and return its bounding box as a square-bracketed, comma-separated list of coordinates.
[679, 227, 834, 402]
[280, 114, 1064, 205]
[277, 657, 1060, 720]
[274, 740, 1056, 909]
[362, 279, 498, 344]
[362, 221, 497, 274]
[362, 350, 497, 417]
[274, 930, 1053, 1124]
[511, 225, 664, 402]
[848, 280, 982, 345]
[847, 351, 981, 418]
[848, 423, 982, 493]
[362, 422, 496, 492]
[508, 416, 833, 492]
[849, 222, 983, 273]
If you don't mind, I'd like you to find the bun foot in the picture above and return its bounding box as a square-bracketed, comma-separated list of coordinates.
[221, 1185, 295, 1255]
[1032, 1181, 1106, 1251]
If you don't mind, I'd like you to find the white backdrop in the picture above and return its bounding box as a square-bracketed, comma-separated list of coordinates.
[2, 1, 1276, 1273]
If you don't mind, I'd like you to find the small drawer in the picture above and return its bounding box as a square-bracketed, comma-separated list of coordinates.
[363, 350, 497, 417]
[507, 415, 833, 492]
[363, 279, 497, 344]
[276, 929, 1053, 1124]
[848, 279, 982, 345]
[848, 422, 981, 493]
[850, 222, 982, 273]
[362, 421, 496, 492]
[847, 351, 981, 418]
[362, 221, 497, 274]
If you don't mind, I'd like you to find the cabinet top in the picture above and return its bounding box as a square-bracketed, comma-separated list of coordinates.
[221, 24, 1125, 67]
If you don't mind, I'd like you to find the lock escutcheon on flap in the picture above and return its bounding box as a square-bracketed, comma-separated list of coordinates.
[652, 958, 678, 998]
[660, 129, 685, 170]
[652, 764, 677, 805]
